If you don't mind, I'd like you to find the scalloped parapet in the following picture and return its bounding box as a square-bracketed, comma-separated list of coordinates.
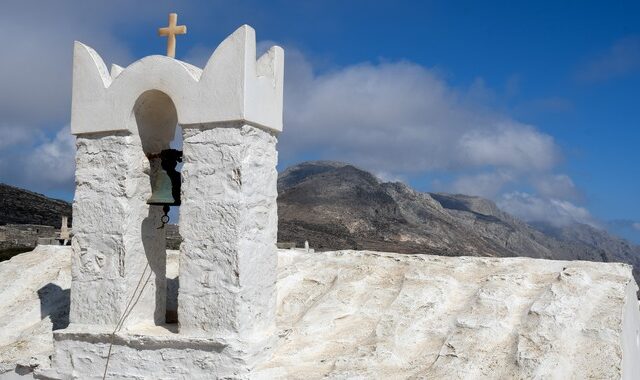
[71, 25, 284, 135]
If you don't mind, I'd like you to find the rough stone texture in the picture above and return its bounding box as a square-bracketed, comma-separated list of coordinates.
[0, 225, 57, 254]
[259, 249, 640, 380]
[48, 326, 253, 379]
[179, 124, 278, 350]
[71, 133, 167, 328]
[0, 184, 71, 227]
[0, 246, 70, 376]
[1, 247, 639, 379]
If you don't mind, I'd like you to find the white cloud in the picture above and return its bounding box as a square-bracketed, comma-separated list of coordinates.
[0, 1, 177, 192]
[374, 171, 406, 184]
[576, 36, 640, 83]
[23, 127, 75, 189]
[0, 126, 75, 192]
[633, 222, 640, 232]
[532, 174, 580, 201]
[278, 48, 561, 177]
[449, 171, 514, 198]
[185, 43, 587, 222]
[497, 192, 598, 228]
[0, 124, 39, 151]
[458, 124, 558, 171]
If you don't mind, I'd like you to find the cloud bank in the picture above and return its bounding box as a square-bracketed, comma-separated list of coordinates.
[277, 47, 592, 227]
[0, 4, 599, 229]
[497, 192, 597, 228]
[0, 1, 172, 193]
[280, 51, 561, 175]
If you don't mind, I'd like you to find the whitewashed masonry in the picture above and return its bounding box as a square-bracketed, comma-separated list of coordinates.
[43, 25, 284, 379]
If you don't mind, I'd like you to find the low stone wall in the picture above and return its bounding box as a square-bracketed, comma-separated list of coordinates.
[0, 225, 58, 258]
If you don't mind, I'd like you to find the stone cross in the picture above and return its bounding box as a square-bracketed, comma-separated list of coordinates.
[158, 13, 187, 58]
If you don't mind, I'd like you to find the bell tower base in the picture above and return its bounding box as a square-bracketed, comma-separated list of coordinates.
[37, 324, 274, 379]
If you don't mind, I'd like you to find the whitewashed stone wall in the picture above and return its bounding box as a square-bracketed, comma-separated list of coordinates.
[3, 247, 638, 379]
[179, 123, 278, 352]
[71, 133, 167, 328]
[49, 326, 262, 379]
[45, 124, 279, 379]
[51, 24, 284, 379]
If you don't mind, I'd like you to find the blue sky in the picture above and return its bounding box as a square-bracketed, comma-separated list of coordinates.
[1, 1, 639, 242]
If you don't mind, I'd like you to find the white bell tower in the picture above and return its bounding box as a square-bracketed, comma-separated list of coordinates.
[43, 21, 284, 379]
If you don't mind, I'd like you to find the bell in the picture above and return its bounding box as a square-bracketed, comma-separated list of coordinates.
[147, 149, 183, 207]
[148, 168, 179, 205]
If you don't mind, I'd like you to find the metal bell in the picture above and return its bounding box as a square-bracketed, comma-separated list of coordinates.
[148, 168, 178, 205]
[147, 149, 183, 207]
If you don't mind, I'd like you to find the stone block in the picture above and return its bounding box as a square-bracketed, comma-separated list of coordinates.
[69, 279, 126, 326]
[70, 233, 124, 281]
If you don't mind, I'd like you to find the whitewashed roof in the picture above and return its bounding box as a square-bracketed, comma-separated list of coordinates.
[1, 247, 638, 379]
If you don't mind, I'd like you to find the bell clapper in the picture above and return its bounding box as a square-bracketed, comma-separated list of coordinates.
[158, 205, 171, 229]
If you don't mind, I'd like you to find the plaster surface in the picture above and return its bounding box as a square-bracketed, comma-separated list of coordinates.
[64, 22, 283, 379]
[66, 123, 279, 377]
[259, 249, 640, 380]
[0, 246, 70, 377]
[176, 123, 279, 361]
[71, 133, 167, 328]
[71, 25, 284, 135]
[1, 247, 639, 379]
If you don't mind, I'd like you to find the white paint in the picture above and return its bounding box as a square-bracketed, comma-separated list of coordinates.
[622, 283, 640, 379]
[0, 246, 70, 378]
[71, 25, 284, 135]
[2, 247, 639, 379]
[261, 249, 640, 379]
[178, 124, 278, 342]
[52, 24, 283, 379]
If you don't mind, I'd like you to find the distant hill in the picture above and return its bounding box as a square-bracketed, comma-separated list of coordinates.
[0, 183, 71, 227]
[3, 164, 639, 288]
[277, 161, 640, 285]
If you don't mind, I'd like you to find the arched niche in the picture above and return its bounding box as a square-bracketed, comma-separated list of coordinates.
[133, 90, 178, 154]
[128, 89, 182, 328]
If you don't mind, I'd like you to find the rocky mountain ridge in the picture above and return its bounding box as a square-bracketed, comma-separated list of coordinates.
[0, 184, 71, 227]
[277, 161, 640, 284]
[2, 163, 639, 285]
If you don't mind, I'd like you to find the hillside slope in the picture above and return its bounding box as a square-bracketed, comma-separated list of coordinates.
[277, 161, 640, 283]
[3, 164, 638, 285]
[0, 184, 71, 227]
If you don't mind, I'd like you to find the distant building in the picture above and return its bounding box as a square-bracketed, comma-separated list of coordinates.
[0, 224, 57, 252]
[0, 216, 72, 260]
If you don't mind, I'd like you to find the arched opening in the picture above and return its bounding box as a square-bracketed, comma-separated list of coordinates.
[165, 125, 183, 325]
[133, 90, 182, 327]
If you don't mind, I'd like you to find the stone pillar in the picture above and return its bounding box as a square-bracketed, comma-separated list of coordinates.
[59, 216, 70, 241]
[179, 124, 278, 354]
[70, 133, 167, 328]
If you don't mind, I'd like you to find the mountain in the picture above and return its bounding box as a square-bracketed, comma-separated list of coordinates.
[277, 161, 640, 284]
[3, 163, 638, 286]
[0, 184, 71, 227]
